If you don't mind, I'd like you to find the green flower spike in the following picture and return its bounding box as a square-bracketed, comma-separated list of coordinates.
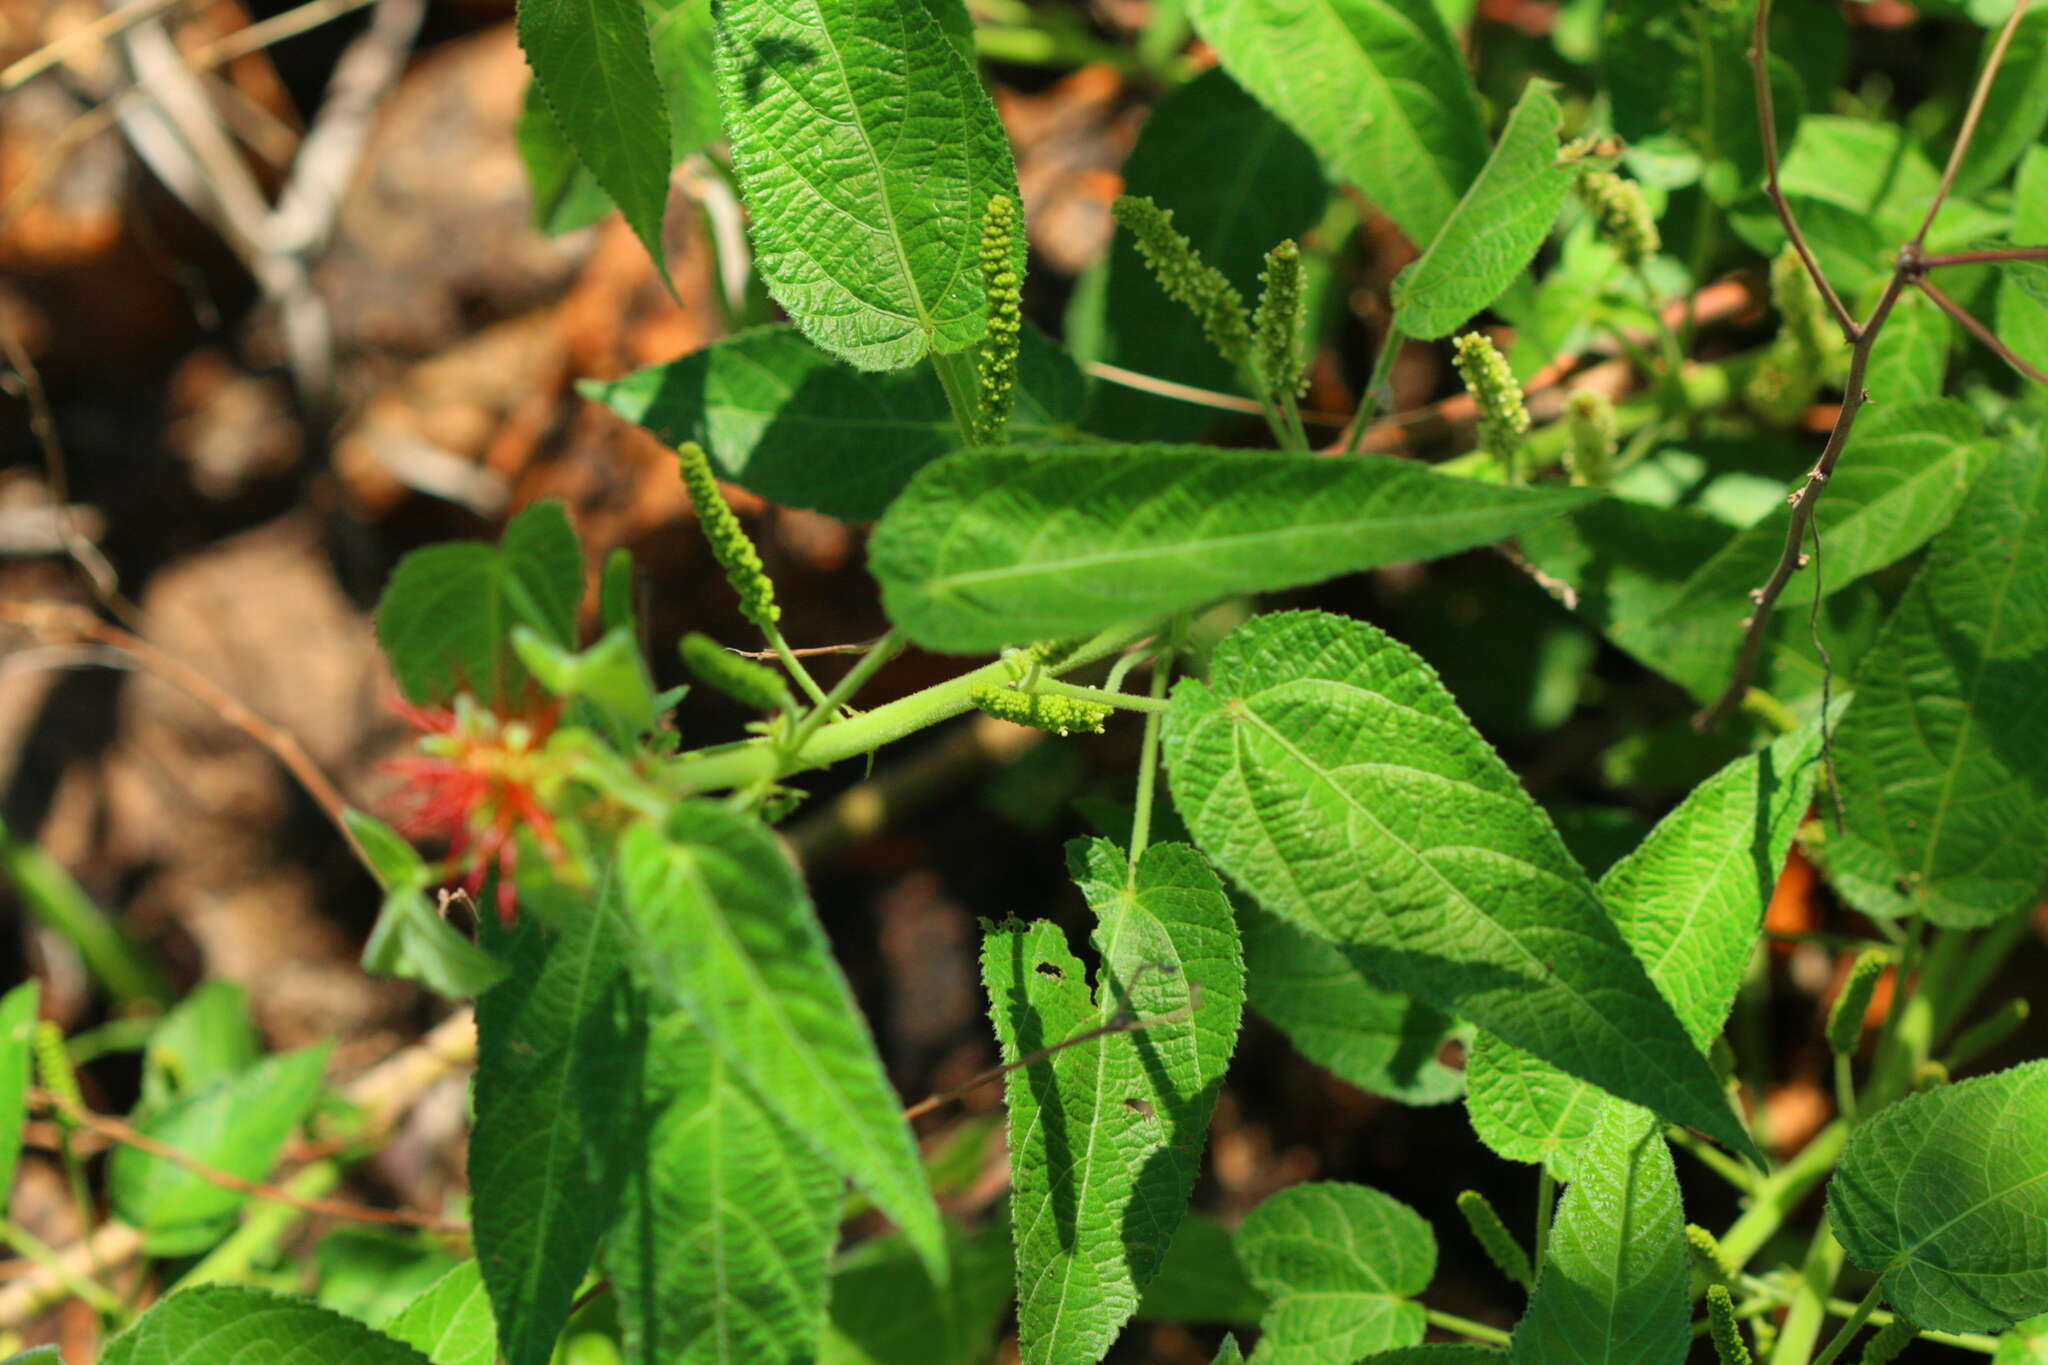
[1254, 239, 1309, 404]
[677, 441, 778, 627]
[680, 632, 792, 713]
[1687, 1223, 1736, 1286]
[1456, 1190, 1533, 1290]
[1112, 194, 1251, 369]
[1827, 949, 1887, 1058]
[1565, 389, 1617, 487]
[1452, 332, 1529, 472]
[1772, 246, 1835, 361]
[1574, 169, 1660, 267]
[969, 684, 1111, 737]
[1856, 1317, 1918, 1365]
[973, 194, 1023, 445]
[1706, 1285, 1753, 1365]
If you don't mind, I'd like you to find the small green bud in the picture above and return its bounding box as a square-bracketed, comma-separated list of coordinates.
[1827, 948, 1887, 1058]
[679, 632, 791, 712]
[1913, 1058, 1950, 1092]
[1451, 332, 1529, 472]
[1687, 1223, 1736, 1286]
[969, 684, 1110, 736]
[676, 442, 778, 627]
[1565, 389, 1617, 486]
[1573, 169, 1660, 267]
[974, 194, 1023, 445]
[1112, 194, 1252, 368]
[1253, 239, 1309, 404]
[1705, 1285, 1753, 1365]
[1857, 1317, 1918, 1365]
[35, 1020, 82, 1114]
[1771, 246, 1835, 361]
[1456, 1189, 1533, 1290]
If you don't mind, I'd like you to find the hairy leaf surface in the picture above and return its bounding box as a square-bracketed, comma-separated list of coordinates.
[1829, 1060, 2048, 1332]
[983, 839, 1244, 1365]
[713, 0, 1019, 369]
[1236, 1183, 1434, 1363]
[1184, 0, 1486, 247]
[1163, 611, 1755, 1160]
[1826, 438, 2048, 926]
[387, 1262, 496, 1365]
[619, 803, 945, 1276]
[872, 447, 1594, 652]
[103, 1286, 433, 1365]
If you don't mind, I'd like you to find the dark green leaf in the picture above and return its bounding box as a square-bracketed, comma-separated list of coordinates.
[1135, 1216, 1269, 1328]
[1829, 1060, 2048, 1332]
[819, 1221, 1015, 1365]
[712, 0, 1020, 370]
[1236, 1183, 1435, 1363]
[517, 82, 615, 236]
[586, 323, 1084, 521]
[1185, 0, 1487, 247]
[386, 1261, 497, 1365]
[870, 445, 1595, 653]
[1163, 611, 1758, 1161]
[1394, 81, 1583, 339]
[102, 1286, 433, 1365]
[518, 0, 671, 268]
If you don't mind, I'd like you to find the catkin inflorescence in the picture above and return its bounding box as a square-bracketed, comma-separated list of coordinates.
[1112, 195, 1251, 368]
[680, 632, 791, 712]
[35, 1020, 83, 1112]
[1772, 245, 1834, 361]
[1565, 389, 1617, 487]
[1705, 1285, 1754, 1365]
[974, 194, 1023, 444]
[1856, 1317, 1918, 1365]
[1828, 949, 1888, 1057]
[1456, 1190, 1533, 1290]
[1452, 333, 1529, 470]
[677, 442, 778, 627]
[1254, 239, 1309, 403]
[1686, 1223, 1736, 1287]
[1574, 169, 1660, 267]
[970, 685, 1110, 736]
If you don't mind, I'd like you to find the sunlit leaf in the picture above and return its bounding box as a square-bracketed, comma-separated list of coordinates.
[1237, 1183, 1435, 1364]
[102, 1286, 432, 1365]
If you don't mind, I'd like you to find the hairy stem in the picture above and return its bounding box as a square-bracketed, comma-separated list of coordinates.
[1127, 644, 1176, 868]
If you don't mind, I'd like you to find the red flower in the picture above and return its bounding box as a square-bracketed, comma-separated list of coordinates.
[384, 697, 564, 923]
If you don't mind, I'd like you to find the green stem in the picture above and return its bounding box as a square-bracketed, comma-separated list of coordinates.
[0, 814, 172, 1006]
[1934, 914, 2034, 1044]
[782, 629, 905, 758]
[1343, 324, 1403, 454]
[764, 623, 833, 711]
[1533, 1167, 1557, 1277]
[1808, 1280, 1883, 1365]
[931, 347, 984, 446]
[1, 1218, 124, 1319]
[1720, 1120, 1848, 1272]
[1031, 678, 1170, 715]
[1866, 921, 1936, 1113]
[1768, 1218, 1844, 1365]
[1126, 646, 1176, 868]
[170, 1163, 345, 1292]
[1424, 1308, 1513, 1348]
[1668, 1125, 1756, 1193]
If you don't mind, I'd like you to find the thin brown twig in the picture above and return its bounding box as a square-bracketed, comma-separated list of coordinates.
[1914, 0, 2034, 249]
[1922, 244, 2048, 268]
[1750, 0, 1858, 343]
[0, 0, 190, 90]
[29, 1088, 466, 1234]
[1914, 272, 2048, 385]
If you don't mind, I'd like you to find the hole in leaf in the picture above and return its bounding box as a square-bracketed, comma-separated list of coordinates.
[1035, 961, 1063, 980]
[1124, 1097, 1156, 1120]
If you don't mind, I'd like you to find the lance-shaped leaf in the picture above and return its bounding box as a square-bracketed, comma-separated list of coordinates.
[871, 446, 1595, 653]
[619, 803, 945, 1276]
[1184, 0, 1486, 247]
[713, 0, 1021, 370]
[518, 0, 670, 269]
[1824, 438, 2048, 927]
[0, 981, 36, 1203]
[1236, 1183, 1435, 1364]
[982, 839, 1245, 1365]
[1508, 1104, 1689, 1365]
[586, 323, 1085, 521]
[102, 1286, 434, 1365]
[1394, 81, 1585, 340]
[606, 1013, 840, 1365]
[1829, 1060, 2048, 1333]
[470, 880, 645, 1365]
[1467, 724, 1819, 1175]
[1163, 611, 1757, 1161]
[387, 1262, 497, 1365]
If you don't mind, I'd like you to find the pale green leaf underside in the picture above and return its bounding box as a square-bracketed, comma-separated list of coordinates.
[1826, 438, 2048, 926]
[870, 445, 1595, 653]
[586, 323, 1084, 521]
[103, 1286, 433, 1365]
[713, 0, 1019, 370]
[1162, 611, 1755, 1161]
[386, 1262, 497, 1365]
[1394, 80, 1582, 339]
[1509, 1105, 1688, 1365]
[619, 803, 946, 1278]
[1237, 1182, 1435, 1364]
[1829, 1060, 2048, 1333]
[1185, 0, 1488, 247]
[606, 1014, 839, 1365]
[983, 839, 1245, 1365]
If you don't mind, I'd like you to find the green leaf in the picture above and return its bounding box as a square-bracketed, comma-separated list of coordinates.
[2000, 149, 2048, 373]
[103, 1286, 434, 1365]
[585, 322, 1084, 521]
[1162, 610, 1757, 1161]
[1393, 81, 1583, 339]
[871, 445, 1596, 653]
[471, 878, 645, 1365]
[1136, 1216, 1269, 1328]
[605, 1012, 839, 1365]
[0, 980, 37, 1202]
[0, 1349, 63, 1364]
[387, 1262, 497, 1365]
[1361, 1351, 1504, 1364]
[1464, 1031, 1604, 1179]
[374, 499, 584, 707]
[1864, 288, 1953, 400]
[1241, 902, 1468, 1106]
[1956, 8, 2048, 197]
[618, 802, 945, 1277]
[983, 838, 1245, 1365]
[1214, 1338, 1247, 1365]
[712, 0, 1020, 370]
[1236, 1182, 1435, 1364]
[139, 982, 255, 1111]
[518, 0, 671, 270]
[820, 1221, 1016, 1365]
[517, 82, 616, 236]
[1829, 1060, 2048, 1332]
[1731, 117, 2008, 256]
[350, 810, 510, 999]
[1184, 0, 1487, 247]
[1824, 438, 2048, 926]
[314, 1231, 460, 1330]
[1996, 1314, 2048, 1364]
[109, 1043, 329, 1244]
[512, 626, 658, 735]
[646, 0, 719, 162]
[1507, 1104, 1689, 1365]
[1069, 67, 1325, 442]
